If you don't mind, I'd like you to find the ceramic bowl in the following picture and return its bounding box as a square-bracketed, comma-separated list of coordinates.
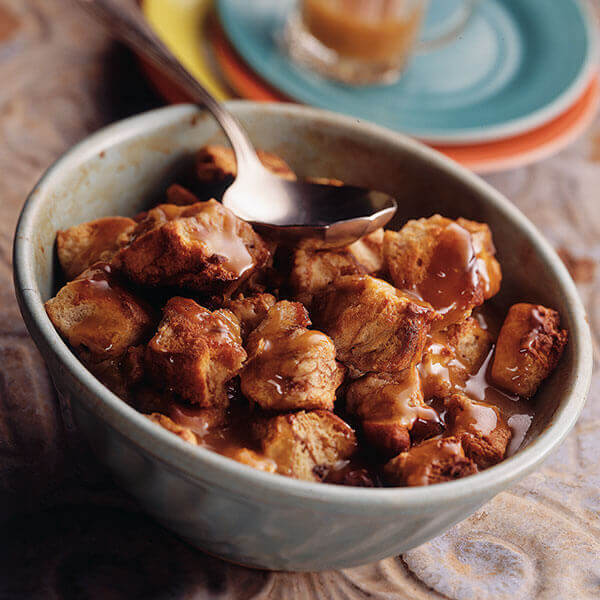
[13, 102, 592, 571]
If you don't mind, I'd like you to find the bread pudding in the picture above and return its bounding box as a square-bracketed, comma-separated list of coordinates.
[45, 145, 568, 487]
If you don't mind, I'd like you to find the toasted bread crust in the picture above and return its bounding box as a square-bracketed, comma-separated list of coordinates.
[144, 297, 246, 407]
[241, 301, 345, 412]
[313, 275, 438, 373]
[491, 303, 568, 397]
[253, 410, 357, 481]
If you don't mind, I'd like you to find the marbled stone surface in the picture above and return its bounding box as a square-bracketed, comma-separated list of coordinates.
[0, 1, 598, 597]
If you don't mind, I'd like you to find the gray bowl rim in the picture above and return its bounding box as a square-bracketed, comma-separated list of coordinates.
[13, 101, 593, 510]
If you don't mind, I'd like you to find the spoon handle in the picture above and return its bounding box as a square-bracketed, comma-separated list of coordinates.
[74, 0, 261, 172]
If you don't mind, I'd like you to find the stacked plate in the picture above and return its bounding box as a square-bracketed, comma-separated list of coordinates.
[141, 0, 599, 173]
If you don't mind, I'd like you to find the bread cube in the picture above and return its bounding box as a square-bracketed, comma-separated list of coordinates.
[445, 316, 494, 373]
[290, 229, 384, 305]
[57, 216, 135, 280]
[384, 215, 502, 325]
[195, 144, 296, 184]
[346, 367, 442, 456]
[114, 200, 270, 294]
[419, 316, 494, 399]
[384, 436, 477, 486]
[144, 297, 246, 407]
[45, 263, 154, 362]
[253, 410, 357, 481]
[313, 275, 438, 373]
[240, 301, 345, 412]
[491, 303, 568, 398]
[444, 393, 511, 468]
[223, 292, 276, 339]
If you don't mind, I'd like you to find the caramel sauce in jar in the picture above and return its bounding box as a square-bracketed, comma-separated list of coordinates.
[302, 0, 425, 61]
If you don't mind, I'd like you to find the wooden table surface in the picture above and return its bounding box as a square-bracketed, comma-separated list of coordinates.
[1, 1, 599, 598]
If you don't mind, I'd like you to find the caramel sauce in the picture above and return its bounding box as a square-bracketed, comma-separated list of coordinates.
[168, 403, 219, 437]
[418, 310, 534, 451]
[151, 297, 238, 352]
[132, 304, 534, 485]
[451, 399, 498, 437]
[370, 369, 439, 427]
[461, 343, 533, 425]
[133, 202, 254, 278]
[415, 224, 490, 326]
[506, 414, 533, 457]
[252, 330, 329, 401]
[70, 264, 126, 353]
[188, 209, 254, 278]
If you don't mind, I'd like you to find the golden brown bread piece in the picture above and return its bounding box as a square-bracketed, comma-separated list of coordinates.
[57, 217, 136, 281]
[419, 317, 493, 399]
[346, 367, 441, 457]
[384, 215, 502, 326]
[253, 410, 357, 481]
[146, 412, 199, 445]
[114, 200, 270, 295]
[313, 274, 439, 374]
[240, 301, 345, 412]
[491, 303, 568, 398]
[223, 293, 277, 339]
[445, 317, 494, 373]
[444, 393, 511, 468]
[195, 144, 296, 183]
[144, 297, 246, 407]
[384, 436, 477, 486]
[290, 229, 384, 306]
[45, 263, 154, 362]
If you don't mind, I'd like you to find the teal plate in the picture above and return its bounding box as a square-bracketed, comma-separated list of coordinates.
[217, 0, 597, 144]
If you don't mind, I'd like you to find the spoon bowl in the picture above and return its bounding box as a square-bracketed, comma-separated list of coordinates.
[224, 167, 397, 246]
[75, 0, 398, 246]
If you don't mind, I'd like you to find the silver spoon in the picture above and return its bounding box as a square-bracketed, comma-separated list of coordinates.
[75, 0, 397, 247]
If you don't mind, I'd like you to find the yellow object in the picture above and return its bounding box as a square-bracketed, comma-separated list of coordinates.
[141, 0, 231, 100]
